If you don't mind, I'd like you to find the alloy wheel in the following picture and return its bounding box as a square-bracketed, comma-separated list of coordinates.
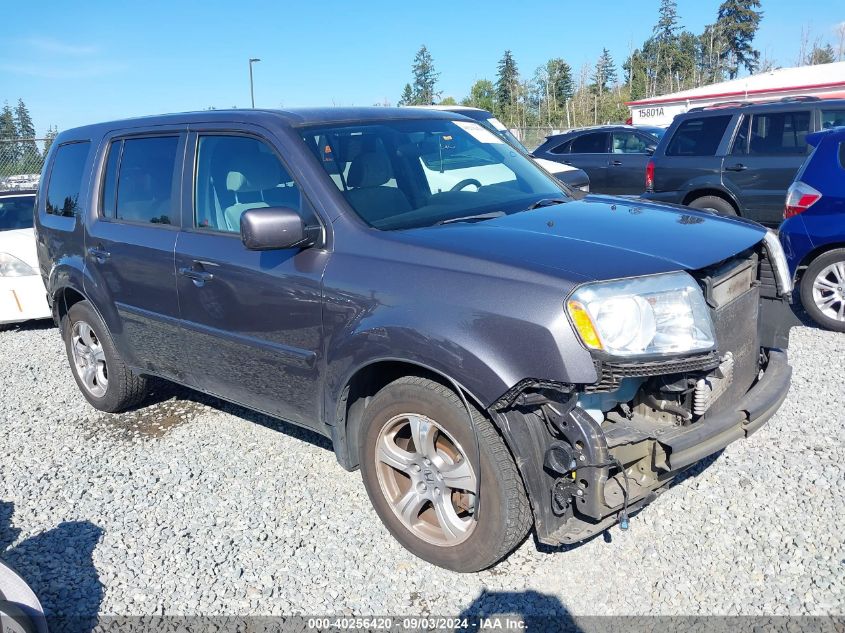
[811, 262, 845, 322]
[70, 320, 108, 398]
[375, 413, 477, 546]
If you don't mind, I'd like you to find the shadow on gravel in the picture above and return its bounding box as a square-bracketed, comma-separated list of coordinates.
[0, 501, 103, 633]
[0, 319, 56, 333]
[459, 589, 580, 632]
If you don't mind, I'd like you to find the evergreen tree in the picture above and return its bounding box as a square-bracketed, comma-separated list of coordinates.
[411, 45, 440, 105]
[547, 58, 574, 104]
[495, 50, 519, 120]
[716, 0, 763, 78]
[43, 126, 58, 155]
[591, 48, 617, 95]
[623, 50, 649, 100]
[0, 103, 19, 176]
[654, 0, 680, 43]
[806, 43, 835, 65]
[461, 79, 496, 112]
[14, 99, 40, 172]
[398, 83, 414, 106]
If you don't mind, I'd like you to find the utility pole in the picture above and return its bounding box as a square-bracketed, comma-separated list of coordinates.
[249, 58, 261, 108]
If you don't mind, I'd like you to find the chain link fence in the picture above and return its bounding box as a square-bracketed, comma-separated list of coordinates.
[0, 139, 48, 191]
[511, 127, 568, 151]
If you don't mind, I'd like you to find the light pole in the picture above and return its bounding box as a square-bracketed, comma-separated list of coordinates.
[248, 58, 261, 108]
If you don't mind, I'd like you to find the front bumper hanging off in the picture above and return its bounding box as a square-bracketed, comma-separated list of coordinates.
[532, 348, 791, 545]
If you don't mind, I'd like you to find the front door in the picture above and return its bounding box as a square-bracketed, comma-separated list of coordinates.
[565, 131, 610, 192]
[722, 110, 811, 224]
[175, 131, 328, 426]
[85, 132, 188, 381]
[606, 131, 653, 195]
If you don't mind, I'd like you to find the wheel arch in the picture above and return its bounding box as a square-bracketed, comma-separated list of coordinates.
[682, 187, 740, 213]
[330, 358, 490, 472]
[796, 242, 845, 278]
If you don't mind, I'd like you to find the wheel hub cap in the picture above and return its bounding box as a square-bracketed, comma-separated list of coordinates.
[811, 262, 845, 322]
[375, 413, 477, 546]
[70, 320, 108, 398]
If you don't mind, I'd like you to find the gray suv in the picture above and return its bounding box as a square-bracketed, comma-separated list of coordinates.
[36, 108, 796, 571]
[642, 98, 845, 224]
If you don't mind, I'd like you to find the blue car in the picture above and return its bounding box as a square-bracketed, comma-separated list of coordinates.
[780, 127, 845, 331]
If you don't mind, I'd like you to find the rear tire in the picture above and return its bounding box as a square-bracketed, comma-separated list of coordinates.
[688, 195, 737, 216]
[359, 376, 532, 572]
[800, 249, 845, 332]
[62, 300, 149, 412]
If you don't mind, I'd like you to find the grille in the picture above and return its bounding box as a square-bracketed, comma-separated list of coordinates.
[585, 352, 721, 393]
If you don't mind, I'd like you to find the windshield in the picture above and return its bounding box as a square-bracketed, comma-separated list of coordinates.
[0, 195, 35, 231]
[301, 118, 567, 230]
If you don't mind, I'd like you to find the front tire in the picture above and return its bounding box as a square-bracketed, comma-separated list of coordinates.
[800, 249, 845, 332]
[359, 376, 532, 572]
[62, 300, 149, 412]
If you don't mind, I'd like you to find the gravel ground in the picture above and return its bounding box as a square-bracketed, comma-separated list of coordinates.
[0, 319, 843, 621]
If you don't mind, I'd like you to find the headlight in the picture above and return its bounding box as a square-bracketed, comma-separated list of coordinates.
[763, 230, 793, 296]
[567, 272, 715, 357]
[0, 253, 36, 277]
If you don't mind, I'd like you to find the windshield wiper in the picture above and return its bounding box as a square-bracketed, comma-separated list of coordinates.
[526, 198, 569, 210]
[436, 211, 506, 226]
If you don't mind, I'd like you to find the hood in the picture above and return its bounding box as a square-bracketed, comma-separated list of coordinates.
[0, 228, 39, 268]
[395, 197, 766, 282]
[532, 157, 575, 174]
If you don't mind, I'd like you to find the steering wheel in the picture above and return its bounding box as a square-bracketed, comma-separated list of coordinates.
[450, 178, 482, 192]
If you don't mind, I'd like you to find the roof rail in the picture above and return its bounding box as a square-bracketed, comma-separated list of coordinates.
[779, 95, 821, 102]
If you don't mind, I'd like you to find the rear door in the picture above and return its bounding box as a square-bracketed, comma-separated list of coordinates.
[722, 109, 811, 224]
[607, 131, 654, 195]
[174, 127, 328, 427]
[561, 132, 610, 192]
[85, 130, 188, 381]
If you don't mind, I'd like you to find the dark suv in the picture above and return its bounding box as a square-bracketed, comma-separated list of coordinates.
[36, 108, 796, 572]
[532, 125, 661, 195]
[642, 98, 845, 224]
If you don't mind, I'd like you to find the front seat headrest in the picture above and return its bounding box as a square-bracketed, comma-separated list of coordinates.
[226, 153, 280, 193]
[347, 151, 392, 188]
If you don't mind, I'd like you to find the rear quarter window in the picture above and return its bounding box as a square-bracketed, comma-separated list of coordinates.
[666, 116, 731, 157]
[45, 141, 91, 216]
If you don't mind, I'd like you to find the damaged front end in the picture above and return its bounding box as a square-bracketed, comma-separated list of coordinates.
[490, 240, 798, 546]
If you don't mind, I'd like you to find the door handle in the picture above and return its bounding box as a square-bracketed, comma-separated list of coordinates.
[87, 246, 110, 262]
[179, 267, 214, 284]
[610, 160, 623, 166]
[563, 160, 573, 165]
[725, 163, 747, 172]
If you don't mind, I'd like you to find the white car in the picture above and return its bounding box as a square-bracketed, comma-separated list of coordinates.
[0, 190, 51, 328]
[410, 105, 590, 193]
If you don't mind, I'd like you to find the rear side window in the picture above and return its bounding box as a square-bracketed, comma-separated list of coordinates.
[822, 109, 845, 130]
[104, 136, 179, 224]
[666, 116, 731, 156]
[45, 142, 90, 216]
[747, 111, 810, 155]
[550, 140, 572, 155]
[570, 132, 608, 154]
[0, 195, 35, 231]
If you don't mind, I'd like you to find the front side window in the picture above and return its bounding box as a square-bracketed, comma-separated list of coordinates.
[666, 116, 731, 157]
[194, 135, 301, 233]
[612, 132, 650, 154]
[731, 116, 750, 155]
[570, 132, 609, 154]
[0, 195, 35, 230]
[748, 111, 810, 155]
[301, 118, 565, 231]
[45, 142, 90, 216]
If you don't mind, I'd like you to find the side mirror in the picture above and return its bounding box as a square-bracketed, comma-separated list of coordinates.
[240, 207, 314, 251]
[646, 145, 656, 156]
